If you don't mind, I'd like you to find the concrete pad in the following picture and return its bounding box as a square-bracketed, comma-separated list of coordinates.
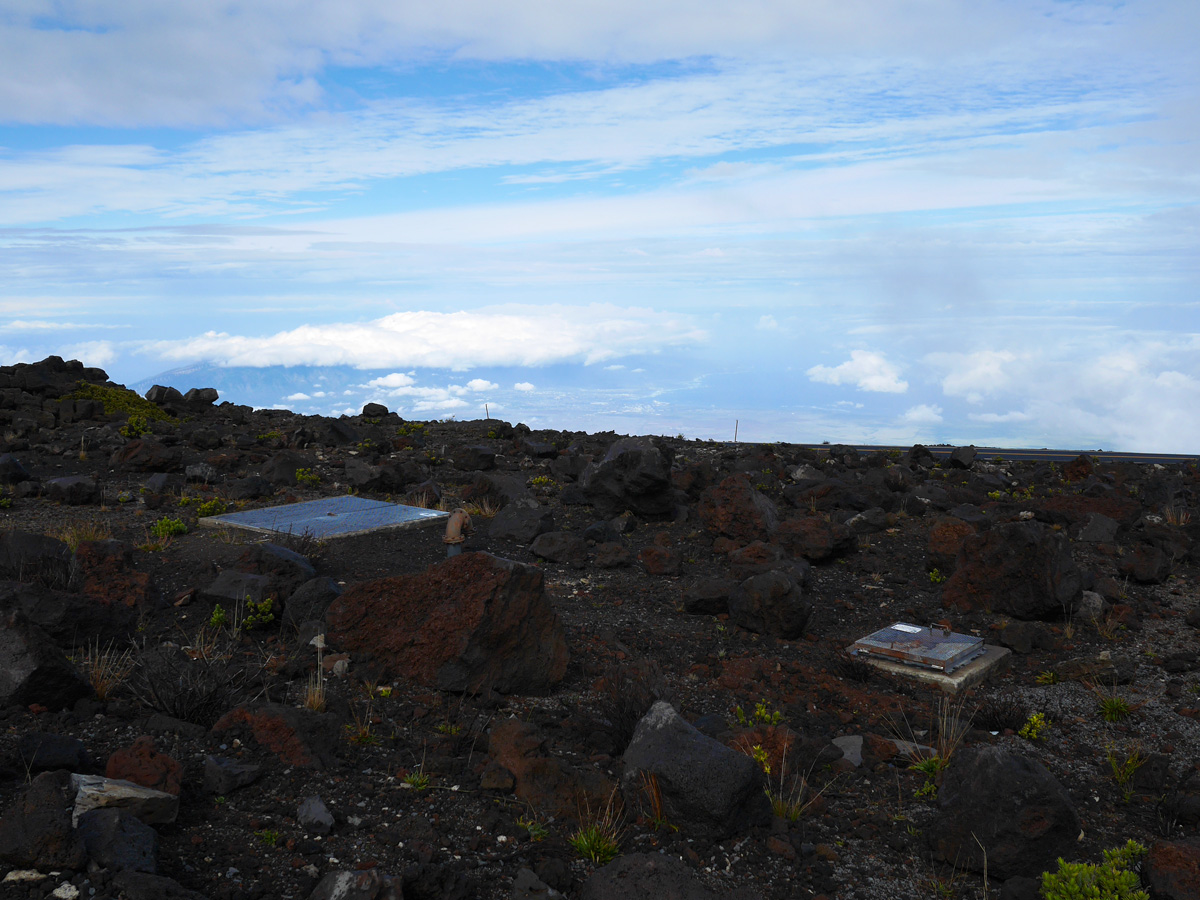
[852, 644, 1012, 694]
[197, 495, 448, 540]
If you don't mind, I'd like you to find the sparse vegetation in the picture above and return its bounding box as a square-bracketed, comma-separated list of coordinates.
[53, 518, 112, 551]
[1019, 711, 1050, 741]
[295, 467, 320, 487]
[568, 791, 623, 865]
[79, 637, 136, 701]
[1040, 840, 1147, 900]
[150, 516, 188, 539]
[67, 382, 172, 423]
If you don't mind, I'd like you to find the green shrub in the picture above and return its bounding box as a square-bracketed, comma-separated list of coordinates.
[241, 596, 275, 631]
[0, 496, 11, 509]
[119, 414, 150, 439]
[209, 604, 228, 628]
[928, 568, 947, 584]
[196, 499, 228, 517]
[295, 468, 320, 487]
[150, 517, 188, 538]
[1019, 711, 1050, 741]
[67, 382, 173, 423]
[1040, 840, 1147, 900]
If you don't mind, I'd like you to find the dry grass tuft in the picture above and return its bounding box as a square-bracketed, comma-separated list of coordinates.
[80, 637, 136, 700]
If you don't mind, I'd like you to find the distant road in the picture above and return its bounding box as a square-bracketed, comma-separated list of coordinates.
[785, 444, 1198, 466]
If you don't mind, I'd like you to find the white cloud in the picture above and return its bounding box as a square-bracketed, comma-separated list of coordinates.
[145, 305, 705, 370]
[413, 397, 468, 412]
[756, 315, 778, 330]
[902, 403, 943, 424]
[465, 378, 498, 392]
[284, 392, 311, 401]
[514, 382, 536, 392]
[4, 320, 123, 332]
[365, 372, 416, 389]
[807, 350, 908, 393]
[0, 345, 33, 366]
[928, 350, 1018, 402]
[62, 340, 116, 368]
[969, 410, 1030, 423]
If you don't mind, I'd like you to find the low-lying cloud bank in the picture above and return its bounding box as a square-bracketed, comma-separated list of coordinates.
[143, 305, 707, 370]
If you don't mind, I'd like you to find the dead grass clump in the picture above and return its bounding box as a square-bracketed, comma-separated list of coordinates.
[53, 519, 112, 552]
[596, 659, 666, 754]
[80, 638, 136, 701]
[974, 694, 1029, 733]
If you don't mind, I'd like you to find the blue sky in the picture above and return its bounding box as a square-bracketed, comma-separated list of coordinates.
[1, 1, 1198, 450]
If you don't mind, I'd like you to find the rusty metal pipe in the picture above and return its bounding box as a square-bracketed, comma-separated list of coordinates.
[443, 508, 472, 545]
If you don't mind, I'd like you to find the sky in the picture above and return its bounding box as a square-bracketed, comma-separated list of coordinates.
[1, 1, 1198, 450]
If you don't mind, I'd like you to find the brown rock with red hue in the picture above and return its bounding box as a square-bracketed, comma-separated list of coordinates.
[1062, 453, 1094, 482]
[0, 770, 88, 870]
[106, 736, 183, 796]
[638, 545, 682, 576]
[1145, 839, 1200, 900]
[697, 476, 778, 544]
[76, 540, 155, 609]
[325, 552, 568, 694]
[487, 717, 612, 815]
[943, 522, 1082, 620]
[926, 517, 976, 575]
[773, 516, 854, 562]
[211, 704, 339, 769]
[727, 540, 785, 578]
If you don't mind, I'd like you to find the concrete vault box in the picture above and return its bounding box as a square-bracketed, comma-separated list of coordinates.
[847, 622, 1010, 694]
[198, 496, 449, 540]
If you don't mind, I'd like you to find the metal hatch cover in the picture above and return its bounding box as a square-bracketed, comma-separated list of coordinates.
[848, 622, 985, 674]
[197, 496, 449, 540]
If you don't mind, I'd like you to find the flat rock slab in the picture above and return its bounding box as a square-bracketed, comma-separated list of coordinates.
[198, 496, 448, 540]
[854, 644, 1011, 695]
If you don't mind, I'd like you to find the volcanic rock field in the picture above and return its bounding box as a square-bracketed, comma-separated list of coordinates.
[1, 355, 1199, 900]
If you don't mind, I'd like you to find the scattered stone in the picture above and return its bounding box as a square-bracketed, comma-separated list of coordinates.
[579, 437, 677, 518]
[298, 796, 335, 834]
[18, 732, 90, 774]
[530, 531, 588, 568]
[203, 755, 262, 795]
[1145, 839, 1200, 900]
[307, 869, 403, 900]
[70, 774, 179, 826]
[488, 505, 556, 543]
[44, 475, 100, 505]
[106, 735, 183, 796]
[0, 609, 91, 709]
[729, 569, 812, 639]
[697, 476, 779, 543]
[77, 807, 158, 873]
[111, 870, 210, 900]
[211, 704, 339, 769]
[621, 701, 770, 840]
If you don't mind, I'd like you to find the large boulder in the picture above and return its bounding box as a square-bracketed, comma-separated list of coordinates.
[931, 745, 1081, 879]
[621, 702, 770, 840]
[0, 770, 88, 869]
[0, 579, 138, 646]
[77, 807, 158, 874]
[0, 531, 73, 588]
[0, 609, 91, 709]
[579, 437, 677, 518]
[772, 516, 854, 562]
[488, 504, 555, 543]
[942, 522, 1082, 620]
[487, 717, 613, 815]
[110, 440, 183, 472]
[697, 476, 779, 543]
[326, 552, 568, 694]
[728, 569, 812, 639]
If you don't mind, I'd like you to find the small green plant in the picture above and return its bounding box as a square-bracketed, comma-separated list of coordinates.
[910, 756, 944, 799]
[149, 517, 188, 539]
[209, 604, 228, 628]
[914, 780, 939, 800]
[1040, 840, 1148, 900]
[1036, 670, 1060, 685]
[1098, 695, 1133, 723]
[749, 743, 771, 774]
[295, 468, 320, 487]
[529, 475, 557, 489]
[214, 796, 226, 806]
[241, 596, 275, 631]
[255, 829, 280, 846]
[119, 414, 150, 439]
[436, 721, 462, 736]
[928, 568, 947, 585]
[396, 422, 426, 437]
[355, 438, 375, 453]
[196, 498, 228, 517]
[402, 768, 430, 790]
[734, 699, 783, 728]
[1106, 744, 1146, 804]
[986, 490, 1004, 501]
[568, 791, 623, 865]
[517, 814, 549, 842]
[256, 430, 284, 442]
[0, 496, 11, 509]
[1019, 711, 1050, 741]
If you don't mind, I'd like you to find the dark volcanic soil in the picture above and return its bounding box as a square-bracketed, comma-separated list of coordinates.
[1, 358, 1198, 900]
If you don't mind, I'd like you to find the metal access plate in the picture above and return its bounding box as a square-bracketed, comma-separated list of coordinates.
[198, 496, 448, 540]
[848, 622, 985, 673]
